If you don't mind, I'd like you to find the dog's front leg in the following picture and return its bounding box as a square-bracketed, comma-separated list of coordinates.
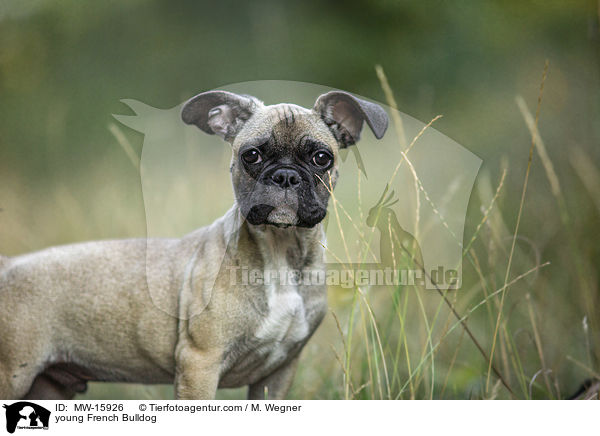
[247, 355, 300, 400]
[174, 346, 222, 400]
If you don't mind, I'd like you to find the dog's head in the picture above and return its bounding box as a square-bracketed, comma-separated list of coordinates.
[181, 90, 388, 228]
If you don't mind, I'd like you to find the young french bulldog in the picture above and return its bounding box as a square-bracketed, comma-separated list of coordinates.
[0, 90, 388, 400]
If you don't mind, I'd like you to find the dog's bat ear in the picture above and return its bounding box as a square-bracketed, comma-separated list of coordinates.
[181, 91, 262, 142]
[313, 91, 388, 147]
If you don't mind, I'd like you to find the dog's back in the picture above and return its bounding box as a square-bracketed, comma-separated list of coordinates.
[0, 239, 182, 399]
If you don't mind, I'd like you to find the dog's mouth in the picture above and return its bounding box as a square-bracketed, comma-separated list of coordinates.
[266, 204, 299, 226]
[244, 202, 326, 228]
[239, 182, 328, 228]
[245, 202, 299, 227]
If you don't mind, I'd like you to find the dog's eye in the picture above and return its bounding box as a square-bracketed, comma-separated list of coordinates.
[241, 148, 262, 164]
[312, 151, 333, 168]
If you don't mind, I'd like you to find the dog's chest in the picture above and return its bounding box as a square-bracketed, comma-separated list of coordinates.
[219, 225, 326, 388]
[252, 231, 312, 349]
[220, 278, 315, 388]
[254, 277, 310, 357]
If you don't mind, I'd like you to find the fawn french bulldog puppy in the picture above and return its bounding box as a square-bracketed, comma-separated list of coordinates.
[0, 90, 388, 399]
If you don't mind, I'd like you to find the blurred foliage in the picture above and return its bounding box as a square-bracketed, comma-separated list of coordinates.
[0, 0, 599, 399]
[1, 0, 597, 174]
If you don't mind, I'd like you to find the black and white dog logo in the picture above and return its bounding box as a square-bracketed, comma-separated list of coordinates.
[2, 402, 50, 433]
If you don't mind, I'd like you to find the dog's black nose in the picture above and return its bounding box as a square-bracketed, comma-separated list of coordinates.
[271, 168, 301, 188]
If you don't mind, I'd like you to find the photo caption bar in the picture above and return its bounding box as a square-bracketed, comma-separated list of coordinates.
[1, 400, 595, 435]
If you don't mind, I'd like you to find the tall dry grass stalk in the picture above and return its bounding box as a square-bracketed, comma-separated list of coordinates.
[487, 60, 549, 392]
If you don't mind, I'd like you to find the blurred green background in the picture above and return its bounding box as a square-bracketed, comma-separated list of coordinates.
[0, 0, 599, 399]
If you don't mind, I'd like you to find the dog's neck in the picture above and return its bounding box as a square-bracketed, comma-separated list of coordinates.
[225, 204, 326, 272]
